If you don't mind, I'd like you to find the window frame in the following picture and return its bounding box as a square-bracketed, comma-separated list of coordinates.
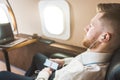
[39, 0, 70, 40]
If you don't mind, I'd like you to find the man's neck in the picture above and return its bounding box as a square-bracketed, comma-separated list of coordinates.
[88, 45, 113, 54]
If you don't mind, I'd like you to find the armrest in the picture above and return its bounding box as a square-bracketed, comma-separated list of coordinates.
[50, 53, 74, 59]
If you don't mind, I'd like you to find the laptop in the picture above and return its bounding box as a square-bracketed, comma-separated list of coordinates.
[0, 23, 14, 44]
[0, 23, 28, 48]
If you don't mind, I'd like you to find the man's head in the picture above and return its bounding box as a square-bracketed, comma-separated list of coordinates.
[82, 3, 120, 53]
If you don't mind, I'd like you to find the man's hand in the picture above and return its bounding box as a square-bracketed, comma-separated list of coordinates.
[35, 68, 52, 80]
[41, 67, 52, 75]
[50, 58, 64, 67]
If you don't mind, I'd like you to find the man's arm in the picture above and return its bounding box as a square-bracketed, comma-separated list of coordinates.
[50, 57, 74, 67]
[35, 68, 52, 80]
[63, 57, 74, 65]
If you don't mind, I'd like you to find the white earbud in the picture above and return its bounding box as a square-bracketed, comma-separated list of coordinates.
[101, 36, 105, 39]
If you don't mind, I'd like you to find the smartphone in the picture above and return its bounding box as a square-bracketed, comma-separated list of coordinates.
[44, 59, 59, 70]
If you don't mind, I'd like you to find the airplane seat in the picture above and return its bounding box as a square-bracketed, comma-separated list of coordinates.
[105, 49, 120, 80]
[50, 51, 120, 80]
[50, 52, 75, 59]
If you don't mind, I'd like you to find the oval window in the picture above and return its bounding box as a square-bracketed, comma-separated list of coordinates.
[43, 6, 64, 35]
[39, 0, 70, 40]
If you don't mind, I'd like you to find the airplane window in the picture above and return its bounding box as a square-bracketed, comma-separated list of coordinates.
[0, 4, 9, 23]
[0, 1, 18, 34]
[39, 0, 70, 40]
[43, 6, 64, 35]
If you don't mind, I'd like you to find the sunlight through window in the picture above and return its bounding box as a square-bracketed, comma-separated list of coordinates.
[39, 0, 70, 40]
[43, 6, 64, 35]
[0, 5, 9, 23]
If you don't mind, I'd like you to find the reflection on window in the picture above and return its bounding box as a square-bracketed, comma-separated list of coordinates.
[0, 4, 9, 23]
[39, 0, 70, 40]
[44, 6, 64, 35]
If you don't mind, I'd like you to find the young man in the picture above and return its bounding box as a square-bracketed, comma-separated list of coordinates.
[25, 3, 120, 80]
[0, 3, 120, 80]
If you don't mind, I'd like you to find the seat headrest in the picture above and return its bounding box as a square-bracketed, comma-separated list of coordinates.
[105, 49, 120, 80]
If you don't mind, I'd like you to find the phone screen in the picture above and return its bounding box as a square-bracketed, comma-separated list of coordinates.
[44, 59, 59, 70]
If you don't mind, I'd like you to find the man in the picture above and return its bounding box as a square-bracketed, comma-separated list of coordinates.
[25, 3, 120, 80]
[0, 3, 120, 80]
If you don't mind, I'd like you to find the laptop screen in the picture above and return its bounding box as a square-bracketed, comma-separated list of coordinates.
[0, 23, 14, 44]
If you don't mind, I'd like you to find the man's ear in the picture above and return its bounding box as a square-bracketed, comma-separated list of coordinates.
[99, 32, 111, 42]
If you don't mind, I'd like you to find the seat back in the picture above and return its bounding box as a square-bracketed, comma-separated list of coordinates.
[105, 49, 120, 80]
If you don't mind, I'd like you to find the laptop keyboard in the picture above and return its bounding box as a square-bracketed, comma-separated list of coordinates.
[0, 38, 28, 47]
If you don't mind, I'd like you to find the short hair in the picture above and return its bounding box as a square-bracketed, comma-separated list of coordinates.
[97, 3, 120, 48]
[97, 3, 120, 35]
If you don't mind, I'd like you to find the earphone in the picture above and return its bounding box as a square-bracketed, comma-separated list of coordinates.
[88, 33, 110, 49]
[101, 34, 106, 39]
[88, 34, 105, 49]
[88, 39, 98, 49]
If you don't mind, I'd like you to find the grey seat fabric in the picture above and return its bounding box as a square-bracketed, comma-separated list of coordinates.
[105, 49, 120, 80]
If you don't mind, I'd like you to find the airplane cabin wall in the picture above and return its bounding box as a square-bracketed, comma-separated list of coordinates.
[9, 0, 120, 47]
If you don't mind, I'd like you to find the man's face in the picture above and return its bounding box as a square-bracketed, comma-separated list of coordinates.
[82, 13, 104, 48]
